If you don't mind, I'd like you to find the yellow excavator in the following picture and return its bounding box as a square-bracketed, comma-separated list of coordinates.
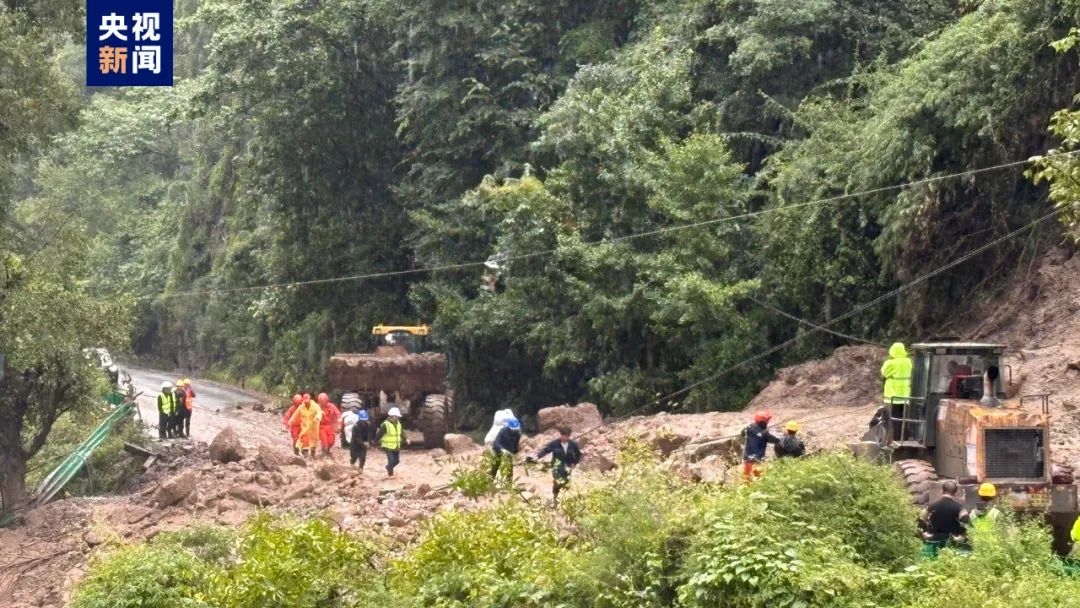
[326, 325, 451, 449]
[855, 342, 1078, 555]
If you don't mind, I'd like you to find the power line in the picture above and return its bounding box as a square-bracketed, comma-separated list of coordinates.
[574, 208, 1062, 439]
[746, 295, 886, 348]
[150, 150, 1077, 300]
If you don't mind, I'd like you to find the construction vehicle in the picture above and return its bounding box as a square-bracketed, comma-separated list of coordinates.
[855, 342, 1079, 554]
[326, 325, 451, 449]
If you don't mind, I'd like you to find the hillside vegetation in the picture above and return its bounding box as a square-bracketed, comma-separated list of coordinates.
[8, 0, 1080, 426]
[69, 451, 1080, 608]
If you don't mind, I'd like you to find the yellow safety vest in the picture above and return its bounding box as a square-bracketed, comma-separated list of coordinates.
[157, 392, 176, 415]
[380, 420, 403, 451]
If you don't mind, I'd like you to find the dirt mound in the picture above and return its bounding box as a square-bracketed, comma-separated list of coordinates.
[326, 352, 446, 395]
[961, 247, 1080, 469]
[747, 345, 885, 412]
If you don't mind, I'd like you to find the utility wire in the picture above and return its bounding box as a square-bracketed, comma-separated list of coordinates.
[574, 208, 1063, 439]
[149, 150, 1077, 300]
[746, 295, 887, 348]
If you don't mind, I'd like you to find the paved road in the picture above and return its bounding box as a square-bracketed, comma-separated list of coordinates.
[127, 367, 263, 413]
[126, 366, 289, 447]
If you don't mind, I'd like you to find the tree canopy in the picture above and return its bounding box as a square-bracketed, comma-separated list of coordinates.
[10, 0, 1080, 430]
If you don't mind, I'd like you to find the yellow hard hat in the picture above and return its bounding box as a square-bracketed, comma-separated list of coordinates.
[978, 482, 997, 498]
[182, 378, 191, 386]
[784, 421, 800, 433]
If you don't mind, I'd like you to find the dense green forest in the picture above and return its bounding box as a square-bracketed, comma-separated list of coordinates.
[8, 0, 1080, 428]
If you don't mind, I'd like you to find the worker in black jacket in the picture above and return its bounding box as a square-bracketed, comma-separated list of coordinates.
[489, 417, 522, 481]
[349, 410, 374, 472]
[528, 426, 582, 503]
[774, 421, 806, 458]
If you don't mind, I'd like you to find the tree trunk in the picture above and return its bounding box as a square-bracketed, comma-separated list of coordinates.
[0, 446, 28, 511]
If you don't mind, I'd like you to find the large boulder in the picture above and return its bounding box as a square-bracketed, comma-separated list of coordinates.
[537, 403, 602, 434]
[315, 463, 355, 482]
[209, 427, 246, 464]
[648, 428, 691, 457]
[229, 484, 276, 506]
[255, 443, 288, 472]
[154, 470, 198, 507]
[443, 433, 480, 455]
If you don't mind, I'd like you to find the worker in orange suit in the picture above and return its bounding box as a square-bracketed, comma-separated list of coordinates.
[288, 393, 323, 458]
[317, 392, 341, 458]
[283, 394, 303, 455]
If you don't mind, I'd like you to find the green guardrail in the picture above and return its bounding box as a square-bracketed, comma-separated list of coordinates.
[31, 396, 137, 507]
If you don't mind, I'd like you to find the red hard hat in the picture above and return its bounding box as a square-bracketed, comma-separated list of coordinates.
[292, 394, 303, 405]
[753, 410, 772, 423]
[302, 393, 312, 401]
[317, 392, 329, 405]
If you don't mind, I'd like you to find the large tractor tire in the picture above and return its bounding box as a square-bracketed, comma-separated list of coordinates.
[894, 459, 938, 506]
[417, 394, 451, 449]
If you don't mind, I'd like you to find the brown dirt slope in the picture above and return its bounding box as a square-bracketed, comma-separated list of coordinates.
[964, 247, 1080, 468]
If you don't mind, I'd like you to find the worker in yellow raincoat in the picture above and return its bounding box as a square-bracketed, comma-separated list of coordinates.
[288, 393, 323, 458]
[881, 342, 913, 404]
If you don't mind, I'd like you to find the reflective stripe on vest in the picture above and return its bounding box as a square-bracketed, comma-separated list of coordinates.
[380, 420, 402, 450]
[158, 393, 176, 415]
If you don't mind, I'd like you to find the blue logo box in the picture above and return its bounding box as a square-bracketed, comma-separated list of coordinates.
[86, 0, 173, 86]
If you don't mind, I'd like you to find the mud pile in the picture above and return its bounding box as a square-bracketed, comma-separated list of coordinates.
[326, 352, 446, 395]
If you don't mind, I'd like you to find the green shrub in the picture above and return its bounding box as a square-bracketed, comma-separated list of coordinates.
[70, 543, 210, 608]
[559, 439, 713, 607]
[390, 500, 583, 607]
[903, 518, 1080, 608]
[748, 452, 921, 568]
[205, 514, 380, 608]
[155, 525, 237, 565]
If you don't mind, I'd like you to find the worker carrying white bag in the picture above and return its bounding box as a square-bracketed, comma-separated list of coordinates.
[485, 409, 516, 447]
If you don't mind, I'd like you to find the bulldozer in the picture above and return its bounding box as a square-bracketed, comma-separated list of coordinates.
[855, 342, 1078, 554]
[326, 325, 451, 449]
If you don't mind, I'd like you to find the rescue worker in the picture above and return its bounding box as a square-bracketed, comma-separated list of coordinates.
[742, 411, 779, 479]
[774, 421, 805, 458]
[288, 394, 323, 458]
[489, 418, 522, 481]
[341, 405, 360, 449]
[157, 381, 178, 439]
[317, 393, 341, 458]
[528, 426, 581, 504]
[375, 407, 406, 477]
[881, 342, 913, 405]
[177, 379, 196, 438]
[922, 480, 969, 550]
[969, 483, 1002, 526]
[484, 409, 516, 448]
[1071, 510, 1080, 557]
[283, 394, 303, 455]
[349, 410, 374, 472]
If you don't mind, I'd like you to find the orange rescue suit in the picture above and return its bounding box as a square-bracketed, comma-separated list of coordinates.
[320, 402, 341, 449]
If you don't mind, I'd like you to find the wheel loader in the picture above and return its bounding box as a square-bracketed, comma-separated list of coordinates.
[854, 342, 1079, 555]
[326, 325, 452, 449]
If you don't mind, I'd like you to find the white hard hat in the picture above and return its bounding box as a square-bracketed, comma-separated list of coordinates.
[108, 365, 118, 373]
[161, 381, 173, 390]
[388, 407, 402, 418]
